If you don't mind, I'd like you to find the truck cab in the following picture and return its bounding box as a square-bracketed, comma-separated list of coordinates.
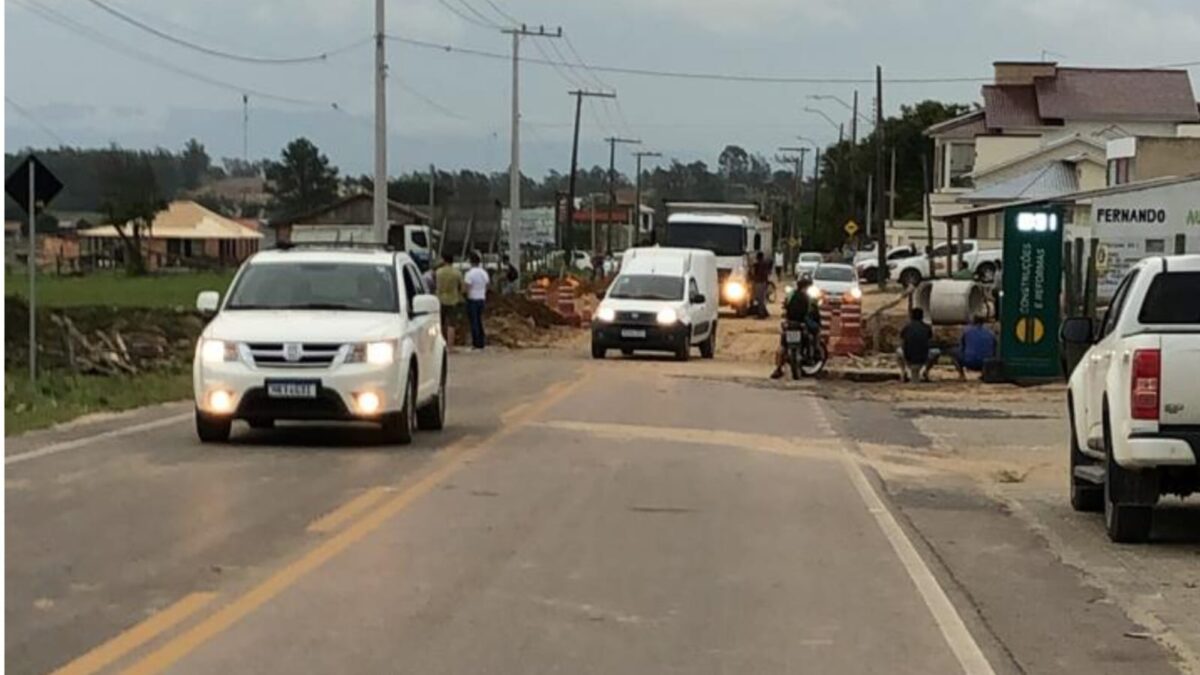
[663, 209, 771, 315]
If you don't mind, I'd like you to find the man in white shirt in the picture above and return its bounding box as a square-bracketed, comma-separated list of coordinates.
[463, 252, 491, 349]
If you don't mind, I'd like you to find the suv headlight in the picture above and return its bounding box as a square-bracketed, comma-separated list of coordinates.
[656, 308, 679, 325]
[200, 339, 238, 363]
[348, 340, 396, 365]
[596, 306, 616, 322]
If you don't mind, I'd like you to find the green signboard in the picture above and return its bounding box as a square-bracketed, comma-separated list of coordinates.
[1000, 206, 1063, 380]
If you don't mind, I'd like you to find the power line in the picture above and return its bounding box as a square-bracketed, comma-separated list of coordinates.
[5, 96, 67, 145]
[15, 0, 338, 107]
[386, 33, 991, 84]
[478, 0, 521, 25]
[531, 38, 586, 88]
[434, 0, 499, 29]
[563, 33, 611, 90]
[83, 0, 370, 64]
[454, 0, 507, 29]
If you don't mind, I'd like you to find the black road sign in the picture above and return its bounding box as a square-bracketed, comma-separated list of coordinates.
[5, 155, 63, 213]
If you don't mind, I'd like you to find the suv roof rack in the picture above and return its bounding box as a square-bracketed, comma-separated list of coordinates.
[273, 241, 395, 252]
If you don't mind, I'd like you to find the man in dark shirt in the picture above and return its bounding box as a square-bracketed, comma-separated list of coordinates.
[750, 251, 772, 319]
[896, 307, 939, 382]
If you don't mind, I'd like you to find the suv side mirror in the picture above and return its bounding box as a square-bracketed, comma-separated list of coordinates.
[412, 294, 440, 317]
[1061, 317, 1095, 345]
[196, 291, 220, 313]
[690, 293, 706, 305]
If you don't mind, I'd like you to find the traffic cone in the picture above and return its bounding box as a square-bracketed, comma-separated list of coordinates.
[829, 297, 865, 356]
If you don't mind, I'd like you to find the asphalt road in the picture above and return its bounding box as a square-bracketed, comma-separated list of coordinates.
[5, 346, 1185, 674]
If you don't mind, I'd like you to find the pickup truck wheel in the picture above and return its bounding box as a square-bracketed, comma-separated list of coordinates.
[1068, 395, 1102, 512]
[860, 267, 878, 284]
[899, 269, 922, 288]
[1102, 406, 1153, 543]
[591, 343, 607, 359]
[416, 357, 447, 431]
[195, 409, 232, 443]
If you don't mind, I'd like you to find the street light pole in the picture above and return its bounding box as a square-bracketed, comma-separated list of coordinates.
[372, 0, 388, 244]
[605, 136, 640, 254]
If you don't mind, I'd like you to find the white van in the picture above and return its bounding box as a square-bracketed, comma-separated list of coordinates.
[591, 248, 719, 361]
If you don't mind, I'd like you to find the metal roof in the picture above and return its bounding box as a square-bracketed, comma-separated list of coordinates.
[964, 161, 1079, 202]
[937, 173, 1200, 221]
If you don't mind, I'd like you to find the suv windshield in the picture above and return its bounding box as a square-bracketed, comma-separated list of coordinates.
[225, 262, 399, 312]
[608, 274, 685, 300]
[1138, 272, 1200, 324]
[815, 266, 856, 282]
[664, 223, 744, 256]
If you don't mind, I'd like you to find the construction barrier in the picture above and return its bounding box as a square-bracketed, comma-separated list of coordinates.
[527, 280, 548, 304]
[828, 298, 865, 356]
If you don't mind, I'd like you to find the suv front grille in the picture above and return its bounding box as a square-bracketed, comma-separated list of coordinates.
[246, 343, 342, 368]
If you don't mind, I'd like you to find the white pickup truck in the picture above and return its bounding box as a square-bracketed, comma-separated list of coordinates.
[855, 244, 919, 283]
[888, 240, 1002, 287]
[1063, 254, 1200, 542]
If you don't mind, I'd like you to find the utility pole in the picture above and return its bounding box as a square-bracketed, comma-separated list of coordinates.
[865, 174, 874, 239]
[242, 94, 249, 164]
[922, 153, 934, 266]
[565, 89, 615, 257]
[372, 0, 388, 244]
[605, 136, 640, 254]
[27, 161, 36, 382]
[849, 91, 858, 226]
[888, 147, 897, 253]
[776, 146, 808, 268]
[633, 151, 661, 244]
[810, 148, 822, 246]
[874, 65, 887, 290]
[428, 164, 436, 235]
[502, 25, 562, 269]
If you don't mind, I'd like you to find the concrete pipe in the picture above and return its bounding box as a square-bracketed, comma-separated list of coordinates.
[912, 280, 989, 325]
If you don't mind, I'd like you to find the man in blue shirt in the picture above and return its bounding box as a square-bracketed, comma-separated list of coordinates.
[949, 315, 997, 380]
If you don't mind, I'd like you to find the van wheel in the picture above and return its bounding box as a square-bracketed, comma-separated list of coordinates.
[1102, 405, 1153, 542]
[591, 343, 606, 359]
[381, 372, 416, 445]
[1068, 395, 1102, 513]
[699, 324, 716, 359]
[675, 338, 690, 362]
[195, 409, 231, 443]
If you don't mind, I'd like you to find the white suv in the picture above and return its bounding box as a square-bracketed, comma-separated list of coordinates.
[192, 247, 448, 445]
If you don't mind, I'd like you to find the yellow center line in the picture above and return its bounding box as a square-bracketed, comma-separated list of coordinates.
[119, 367, 590, 675]
[50, 592, 216, 675]
[306, 486, 391, 534]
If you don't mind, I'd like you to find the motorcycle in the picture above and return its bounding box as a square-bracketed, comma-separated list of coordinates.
[782, 321, 827, 379]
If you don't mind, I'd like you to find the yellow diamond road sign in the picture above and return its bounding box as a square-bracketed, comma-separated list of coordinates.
[844, 220, 859, 236]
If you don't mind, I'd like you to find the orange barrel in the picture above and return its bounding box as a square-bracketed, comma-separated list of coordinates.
[829, 297, 865, 356]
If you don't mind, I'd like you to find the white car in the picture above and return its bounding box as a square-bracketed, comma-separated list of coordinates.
[1063, 255, 1200, 542]
[192, 247, 448, 445]
[808, 263, 863, 304]
[794, 252, 823, 279]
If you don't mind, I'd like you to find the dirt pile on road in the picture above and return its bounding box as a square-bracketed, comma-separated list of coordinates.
[445, 293, 581, 348]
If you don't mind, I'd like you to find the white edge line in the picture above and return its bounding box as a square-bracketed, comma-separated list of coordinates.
[6, 413, 192, 466]
[828, 421, 997, 674]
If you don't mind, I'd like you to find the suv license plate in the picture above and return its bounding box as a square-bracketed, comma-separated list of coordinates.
[785, 330, 804, 345]
[621, 329, 647, 339]
[266, 380, 318, 399]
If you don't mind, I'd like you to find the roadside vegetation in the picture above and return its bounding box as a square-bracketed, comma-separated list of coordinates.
[4, 270, 224, 435]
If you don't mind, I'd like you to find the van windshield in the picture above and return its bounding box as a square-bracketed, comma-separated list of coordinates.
[608, 274, 685, 301]
[664, 223, 744, 256]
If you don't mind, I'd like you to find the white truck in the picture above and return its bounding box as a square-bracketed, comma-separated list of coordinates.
[1063, 254, 1200, 542]
[888, 239, 1002, 287]
[855, 244, 919, 283]
[662, 202, 773, 315]
[289, 223, 439, 270]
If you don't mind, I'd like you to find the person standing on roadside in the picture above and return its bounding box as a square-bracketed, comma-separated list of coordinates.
[750, 251, 772, 319]
[464, 251, 490, 350]
[501, 254, 519, 295]
[435, 253, 465, 348]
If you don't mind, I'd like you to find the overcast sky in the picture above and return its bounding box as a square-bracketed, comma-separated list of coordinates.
[5, 0, 1199, 177]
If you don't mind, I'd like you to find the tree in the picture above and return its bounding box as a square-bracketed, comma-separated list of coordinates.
[717, 145, 750, 180]
[180, 138, 210, 189]
[264, 138, 340, 217]
[98, 152, 167, 276]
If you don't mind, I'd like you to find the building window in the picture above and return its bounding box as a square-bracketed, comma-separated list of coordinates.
[1107, 158, 1132, 186]
[946, 142, 975, 189]
[1145, 239, 1165, 254]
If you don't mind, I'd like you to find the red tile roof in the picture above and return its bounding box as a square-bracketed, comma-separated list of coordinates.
[1035, 68, 1199, 122]
[982, 85, 1042, 128]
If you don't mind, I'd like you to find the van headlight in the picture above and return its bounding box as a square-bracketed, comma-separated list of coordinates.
[200, 339, 237, 363]
[723, 280, 747, 301]
[348, 340, 396, 365]
[596, 306, 616, 322]
[656, 308, 679, 325]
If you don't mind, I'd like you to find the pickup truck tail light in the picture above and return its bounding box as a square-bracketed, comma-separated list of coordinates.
[1131, 349, 1161, 420]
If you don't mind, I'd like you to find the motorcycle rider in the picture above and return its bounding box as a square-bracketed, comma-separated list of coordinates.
[770, 278, 820, 379]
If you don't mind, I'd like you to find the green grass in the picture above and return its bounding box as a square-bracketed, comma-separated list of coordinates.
[5, 369, 192, 436]
[4, 270, 235, 308]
